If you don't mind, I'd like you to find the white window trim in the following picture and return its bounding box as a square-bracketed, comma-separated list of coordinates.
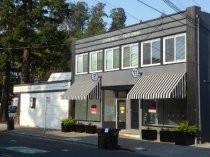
[89, 50, 103, 73]
[121, 43, 139, 69]
[141, 38, 161, 67]
[163, 33, 186, 64]
[75, 53, 88, 75]
[104, 47, 120, 71]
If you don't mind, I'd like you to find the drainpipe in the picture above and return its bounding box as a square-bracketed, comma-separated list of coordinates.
[196, 14, 201, 137]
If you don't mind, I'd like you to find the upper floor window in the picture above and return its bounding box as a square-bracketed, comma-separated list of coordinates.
[89, 50, 103, 73]
[163, 34, 186, 64]
[76, 53, 88, 74]
[104, 47, 120, 71]
[122, 43, 138, 69]
[141, 39, 161, 67]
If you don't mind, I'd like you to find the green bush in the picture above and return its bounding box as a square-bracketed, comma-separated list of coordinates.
[61, 116, 76, 127]
[174, 121, 199, 134]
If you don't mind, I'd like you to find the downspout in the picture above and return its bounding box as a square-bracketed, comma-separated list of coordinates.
[196, 14, 201, 133]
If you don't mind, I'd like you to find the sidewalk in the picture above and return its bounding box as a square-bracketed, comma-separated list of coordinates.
[1, 123, 210, 157]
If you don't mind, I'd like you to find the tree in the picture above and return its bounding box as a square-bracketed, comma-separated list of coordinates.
[109, 8, 126, 31]
[0, 0, 70, 122]
[66, 1, 89, 38]
[85, 2, 107, 36]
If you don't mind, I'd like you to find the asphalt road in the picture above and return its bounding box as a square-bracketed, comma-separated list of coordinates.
[0, 133, 157, 157]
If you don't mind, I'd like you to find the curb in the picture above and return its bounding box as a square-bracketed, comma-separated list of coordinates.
[3, 130, 135, 152]
[4, 130, 98, 147]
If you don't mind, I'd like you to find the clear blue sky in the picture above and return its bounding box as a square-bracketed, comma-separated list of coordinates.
[71, 0, 210, 28]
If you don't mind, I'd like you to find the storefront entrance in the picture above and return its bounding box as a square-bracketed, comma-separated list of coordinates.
[117, 100, 126, 129]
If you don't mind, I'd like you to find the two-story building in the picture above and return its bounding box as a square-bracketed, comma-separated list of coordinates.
[62, 6, 210, 142]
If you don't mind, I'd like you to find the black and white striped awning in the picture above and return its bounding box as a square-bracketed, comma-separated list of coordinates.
[62, 79, 101, 100]
[127, 72, 186, 99]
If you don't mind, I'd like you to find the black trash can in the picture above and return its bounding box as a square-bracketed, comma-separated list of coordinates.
[97, 128, 120, 150]
[7, 118, 14, 130]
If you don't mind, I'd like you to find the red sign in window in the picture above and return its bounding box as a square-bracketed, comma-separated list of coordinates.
[91, 104, 97, 114]
[148, 102, 156, 113]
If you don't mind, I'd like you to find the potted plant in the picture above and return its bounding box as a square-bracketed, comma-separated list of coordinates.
[61, 116, 76, 132]
[85, 123, 97, 134]
[141, 127, 157, 140]
[75, 123, 86, 133]
[159, 128, 175, 143]
[173, 121, 199, 145]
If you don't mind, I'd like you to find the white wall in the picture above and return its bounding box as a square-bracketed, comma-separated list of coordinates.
[19, 91, 69, 130]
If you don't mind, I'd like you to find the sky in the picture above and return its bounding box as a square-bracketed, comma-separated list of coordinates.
[70, 0, 210, 27]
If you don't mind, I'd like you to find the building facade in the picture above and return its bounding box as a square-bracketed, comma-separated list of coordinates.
[62, 6, 210, 142]
[13, 72, 71, 130]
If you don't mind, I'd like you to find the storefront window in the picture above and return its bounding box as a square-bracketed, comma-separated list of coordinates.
[104, 90, 116, 121]
[75, 99, 101, 122]
[75, 100, 87, 120]
[142, 99, 187, 126]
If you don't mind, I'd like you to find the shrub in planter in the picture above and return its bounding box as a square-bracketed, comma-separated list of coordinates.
[75, 123, 86, 133]
[61, 116, 76, 132]
[173, 121, 199, 145]
[85, 123, 97, 134]
[159, 128, 175, 143]
[141, 128, 157, 140]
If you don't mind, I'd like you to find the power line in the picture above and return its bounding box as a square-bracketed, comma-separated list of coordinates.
[0, 43, 69, 50]
[98, 0, 142, 23]
[162, 0, 196, 27]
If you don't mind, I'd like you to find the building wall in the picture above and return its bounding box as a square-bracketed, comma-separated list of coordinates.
[19, 91, 69, 130]
[198, 11, 210, 142]
[74, 63, 186, 87]
[71, 6, 210, 141]
[75, 13, 186, 54]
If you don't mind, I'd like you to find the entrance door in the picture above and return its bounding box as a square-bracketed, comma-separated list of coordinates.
[117, 100, 126, 129]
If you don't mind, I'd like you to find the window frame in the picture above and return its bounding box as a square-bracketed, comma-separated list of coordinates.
[104, 47, 120, 72]
[121, 43, 139, 69]
[163, 33, 186, 64]
[89, 50, 103, 73]
[75, 53, 88, 75]
[141, 38, 161, 67]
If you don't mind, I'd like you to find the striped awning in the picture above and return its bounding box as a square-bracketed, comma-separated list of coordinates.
[127, 72, 186, 99]
[62, 79, 101, 100]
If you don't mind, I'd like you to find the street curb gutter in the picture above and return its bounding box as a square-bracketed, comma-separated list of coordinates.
[3, 130, 135, 152]
[4, 130, 97, 147]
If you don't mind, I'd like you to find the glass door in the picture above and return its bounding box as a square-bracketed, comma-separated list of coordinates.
[117, 100, 126, 129]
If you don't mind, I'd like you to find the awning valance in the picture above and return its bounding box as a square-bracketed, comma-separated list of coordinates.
[62, 79, 101, 100]
[127, 72, 186, 99]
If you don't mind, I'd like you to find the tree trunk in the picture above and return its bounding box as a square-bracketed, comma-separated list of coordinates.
[21, 48, 30, 84]
[21, 0, 32, 84]
[0, 64, 10, 122]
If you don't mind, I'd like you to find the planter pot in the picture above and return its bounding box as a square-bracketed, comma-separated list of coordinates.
[141, 129, 157, 140]
[61, 124, 75, 132]
[61, 124, 69, 132]
[160, 130, 175, 142]
[174, 132, 195, 145]
[68, 125, 76, 132]
[85, 125, 97, 134]
[75, 124, 86, 133]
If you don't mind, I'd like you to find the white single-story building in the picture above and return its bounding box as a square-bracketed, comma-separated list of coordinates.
[13, 72, 71, 130]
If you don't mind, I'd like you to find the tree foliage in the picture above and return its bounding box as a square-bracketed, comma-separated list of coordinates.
[109, 8, 126, 31]
[85, 2, 107, 36]
[0, 0, 127, 122]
